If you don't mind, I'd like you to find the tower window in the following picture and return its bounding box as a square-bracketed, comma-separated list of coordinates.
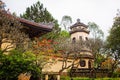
[79, 36, 82, 40]
[86, 37, 88, 40]
[88, 60, 91, 68]
[80, 60, 86, 67]
[72, 37, 76, 43]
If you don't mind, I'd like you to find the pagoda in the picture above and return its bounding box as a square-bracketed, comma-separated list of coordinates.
[69, 19, 94, 77]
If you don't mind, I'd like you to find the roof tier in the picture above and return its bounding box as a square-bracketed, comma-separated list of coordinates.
[17, 18, 53, 38]
[70, 19, 88, 29]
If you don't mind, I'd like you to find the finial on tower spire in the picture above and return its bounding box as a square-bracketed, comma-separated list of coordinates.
[77, 18, 80, 22]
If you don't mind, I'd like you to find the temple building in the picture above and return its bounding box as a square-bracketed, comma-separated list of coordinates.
[17, 17, 53, 38]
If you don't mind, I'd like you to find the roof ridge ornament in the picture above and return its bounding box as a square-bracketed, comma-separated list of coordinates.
[77, 18, 80, 23]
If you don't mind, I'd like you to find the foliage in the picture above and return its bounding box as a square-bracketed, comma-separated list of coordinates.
[87, 38, 104, 54]
[83, 38, 105, 68]
[0, 49, 41, 80]
[88, 22, 104, 40]
[0, 0, 6, 10]
[54, 37, 93, 72]
[32, 38, 57, 71]
[107, 16, 120, 52]
[18, 72, 31, 80]
[60, 76, 71, 80]
[61, 15, 72, 31]
[59, 30, 70, 38]
[95, 53, 105, 67]
[116, 67, 120, 73]
[88, 22, 105, 68]
[101, 58, 114, 69]
[20, 1, 53, 23]
[32, 38, 54, 55]
[106, 11, 120, 75]
[0, 11, 30, 51]
[20, 1, 61, 40]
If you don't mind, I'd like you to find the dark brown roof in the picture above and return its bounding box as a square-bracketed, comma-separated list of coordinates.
[17, 18, 53, 38]
[70, 19, 88, 29]
[17, 18, 52, 30]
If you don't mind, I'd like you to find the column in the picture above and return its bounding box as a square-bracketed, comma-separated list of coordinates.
[45, 74, 48, 80]
[57, 75, 60, 80]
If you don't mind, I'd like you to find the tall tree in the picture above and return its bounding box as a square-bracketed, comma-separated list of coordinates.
[59, 30, 70, 38]
[60, 15, 72, 31]
[20, 1, 60, 40]
[54, 37, 92, 73]
[88, 22, 105, 68]
[88, 22, 104, 40]
[106, 10, 120, 75]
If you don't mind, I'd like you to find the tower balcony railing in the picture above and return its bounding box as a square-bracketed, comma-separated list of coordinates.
[69, 29, 90, 34]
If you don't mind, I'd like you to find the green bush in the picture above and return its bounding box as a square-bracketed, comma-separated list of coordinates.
[0, 49, 41, 80]
[112, 72, 120, 78]
[60, 76, 71, 80]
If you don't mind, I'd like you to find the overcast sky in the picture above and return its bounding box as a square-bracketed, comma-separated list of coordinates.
[3, 0, 120, 39]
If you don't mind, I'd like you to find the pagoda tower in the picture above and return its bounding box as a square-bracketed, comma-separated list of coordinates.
[69, 19, 94, 69]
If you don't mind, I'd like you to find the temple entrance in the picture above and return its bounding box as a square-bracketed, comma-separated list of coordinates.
[49, 75, 57, 80]
[44, 74, 60, 80]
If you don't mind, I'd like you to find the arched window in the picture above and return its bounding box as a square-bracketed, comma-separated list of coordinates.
[86, 37, 88, 40]
[80, 60, 86, 67]
[88, 60, 91, 68]
[79, 36, 82, 40]
[72, 37, 76, 43]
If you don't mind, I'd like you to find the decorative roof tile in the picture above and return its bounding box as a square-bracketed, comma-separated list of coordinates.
[70, 19, 88, 29]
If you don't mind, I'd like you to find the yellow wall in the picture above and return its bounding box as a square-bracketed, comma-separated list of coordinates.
[1, 38, 15, 54]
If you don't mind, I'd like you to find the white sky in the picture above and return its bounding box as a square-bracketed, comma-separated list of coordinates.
[3, 0, 120, 39]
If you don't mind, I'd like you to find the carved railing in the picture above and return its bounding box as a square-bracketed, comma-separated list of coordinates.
[69, 68, 109, 78]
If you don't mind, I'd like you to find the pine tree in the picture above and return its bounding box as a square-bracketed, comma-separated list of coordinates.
[106, 10, 120, 76]
[20, 1, 60, 39]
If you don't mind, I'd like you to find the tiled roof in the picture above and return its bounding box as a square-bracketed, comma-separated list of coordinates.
[17, 18, 53, 38]
[70, 19, 88, 29]
[17, 18, 53, 31]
